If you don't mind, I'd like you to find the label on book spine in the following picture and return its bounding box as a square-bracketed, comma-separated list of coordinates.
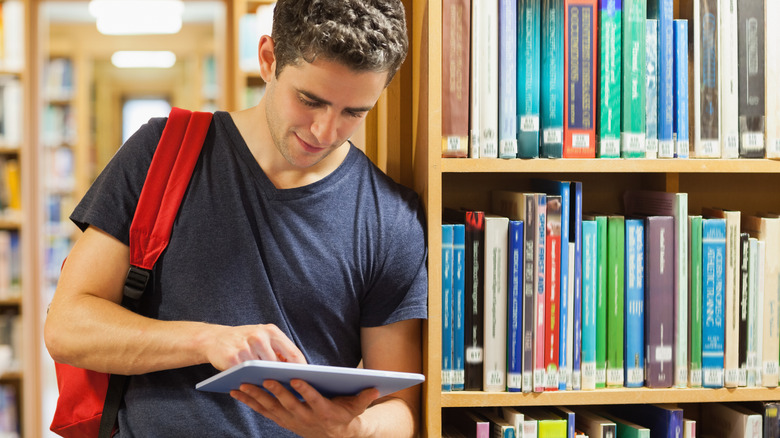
[596, 368, 606, 386]
[572, 134, 590, 149]
[621, 132, 645, 155]
[676, 367, 688, 386]
[521, 115, 541, 132]
[690, 368, 702, 387]
[508, 373, 522, 390]
[466, 347, 483, 363]
[544, 128, 564, 144]
[600, 137, 620, 157]
[607, 368, 624, 387]
[704, 368, 724, 387]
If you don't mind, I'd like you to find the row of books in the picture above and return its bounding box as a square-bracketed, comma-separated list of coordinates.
[441, 180, 780, 393]
[441, 0, 780, 160]
[0, 1, 23, 73]
[0, 384, 18, 438]
[443, 402, 779, 438]
[0, 158, 19, 220]
[0, 230, 19, 301]
[0, 76, 21, 148]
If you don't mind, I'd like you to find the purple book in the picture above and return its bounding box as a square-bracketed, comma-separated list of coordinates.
[644, 215, 675, 387]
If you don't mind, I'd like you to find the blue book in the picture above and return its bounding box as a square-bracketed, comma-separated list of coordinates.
[499, 0, 518, 158]
[532, 179, 570, 390]
[517, 0, 542, 158]
[609, 404, 683, 438]
[645, 19, 659, 158]
[581, 220, 598, 390]
[702, 218, 726, 389]
[442, 225, 455, 391]
[648, 0, 674, 158]
[673, 19, 690, 158]
[452, 224, 466, 390]
[540, 0, 565, 158]
[508, 220, 524, 391]
[624, 219, 645, 388]
[571, 181, 583, 390]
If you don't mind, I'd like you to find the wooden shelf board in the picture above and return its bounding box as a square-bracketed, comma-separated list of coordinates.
[442, 158, 780, 174]
[441, 387, 780, 407]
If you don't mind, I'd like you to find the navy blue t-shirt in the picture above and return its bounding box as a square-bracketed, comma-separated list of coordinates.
[70, 111, 428, 437]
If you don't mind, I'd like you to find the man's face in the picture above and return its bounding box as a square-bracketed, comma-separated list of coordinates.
[263, 57, 388, 170]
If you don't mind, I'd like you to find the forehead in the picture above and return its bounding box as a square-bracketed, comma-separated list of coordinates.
[277, 58, 389, 108]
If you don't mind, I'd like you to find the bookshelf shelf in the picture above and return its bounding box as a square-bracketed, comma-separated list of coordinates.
[442, 158, 780, 174]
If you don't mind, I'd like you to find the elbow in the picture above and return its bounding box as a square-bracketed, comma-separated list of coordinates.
[44, 311, 73, 365]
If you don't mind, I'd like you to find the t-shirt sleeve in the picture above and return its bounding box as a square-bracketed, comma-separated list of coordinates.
[360, 187, 428, 327]
[70, 117, 167, 245]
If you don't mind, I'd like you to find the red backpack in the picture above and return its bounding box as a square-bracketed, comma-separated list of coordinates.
[49, 108, 213, 438]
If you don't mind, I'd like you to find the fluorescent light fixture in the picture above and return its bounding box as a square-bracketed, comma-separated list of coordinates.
[111, 51, 177, 68]
[89, 0, 184, 35]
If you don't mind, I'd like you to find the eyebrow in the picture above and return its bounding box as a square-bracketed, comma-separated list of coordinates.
[298, 89, 374, 113]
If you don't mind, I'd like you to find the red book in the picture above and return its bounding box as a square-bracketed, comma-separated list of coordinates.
[544, 195, 562, 391]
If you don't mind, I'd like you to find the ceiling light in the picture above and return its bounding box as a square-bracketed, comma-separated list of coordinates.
[111, 51, 177, 68]
[89, 0, 184, 35]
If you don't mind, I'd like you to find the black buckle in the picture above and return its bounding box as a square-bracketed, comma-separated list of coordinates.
[124, 266, 151, 301]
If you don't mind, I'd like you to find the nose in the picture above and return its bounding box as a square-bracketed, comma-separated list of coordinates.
[311, 110, 339, 146]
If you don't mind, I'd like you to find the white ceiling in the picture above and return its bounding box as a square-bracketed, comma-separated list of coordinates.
[42, 1, 223, 24]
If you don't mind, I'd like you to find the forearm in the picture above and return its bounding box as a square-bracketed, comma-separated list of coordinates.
[354, 396, 418, 438]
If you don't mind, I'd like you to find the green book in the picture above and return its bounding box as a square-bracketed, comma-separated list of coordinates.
[598, 0, 622, 158]
[688, 215, 703, 387]
[620, 0, 646, 158]
[606, 215, 625, 387]
[584, 214, 608, 388]
[594, 409, 650, 438]
[523, 407, 567, 438]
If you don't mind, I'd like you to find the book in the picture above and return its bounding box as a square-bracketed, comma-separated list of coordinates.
[518, 0, 543, 158]
[483, 215, 509, 392]
[719, 0, 740, 158]
[738, 232, 750, 386]
[572, 408, 617, 438]
[699, 403, 762, 437]
[570, 181, 583, 390]
[479, 0, 499, 158]
[673, 19, 690, 158]
[766, 0, 780, 159]
[583, 213, 608, 388]
[596, 409, 650, 438]
[480, 409, 518, 438]
[645, 18, 659, 159]
[442, 224, 454, 391]
[469, 0, 481, 158]
[702, 217, 726, 388]
[453, 224, 466, 390]
[549, 406, 576, 438]
[624, 218, 644, 388]
[446, 409, 491, 438]
[544, 196, 562, 391]
[441, 0, 470, 158]
[498, 0, 518, 159]
[737, 0, 766, 158]
[683, 419, 696, 438]
[745, 401, 779, 438]
[503, 406, 540, 438]
[521, 407, 567, 437]
[563, 0, 597, 158]
[648, 0, 674, 159]
[746, 237, 760, 387]
[608, 404, 683, 438]
[507, 220, 524, 392]
[701, 207, 741, 388]
[541, 0, 565, 158]
[606, 214, 625, 387]
[598, 0, 622, 158]
[620, 0, 646, 158]
[443, 208, 486, 390]
[581, 219, 598, 390]
[644, 215, 675, 388]
[742, 214, 780, 387]
[688, 215, 704, 387]
[565, 241, 575, 389]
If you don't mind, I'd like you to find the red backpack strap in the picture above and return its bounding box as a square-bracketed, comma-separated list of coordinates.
[123, 107, 213, 301]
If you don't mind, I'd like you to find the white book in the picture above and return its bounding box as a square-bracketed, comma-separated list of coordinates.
[702, 403, 762, 437]
[469, 0, 481, 158]
[683, 418, 696, 438]
[719, 0, 739, 158]
[483, 215, 509, 391]
[687, 0, 721, 158]
[500, 407, 524, 435]
[766, 0, 780, 159]
[746, 237, 760, 387]
[756, 239, 765, 385]
[478, 0, 499, 158]
[0, 1, 24, 72]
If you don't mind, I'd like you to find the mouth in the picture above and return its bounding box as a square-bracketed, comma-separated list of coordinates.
[296, 134, 327, 154]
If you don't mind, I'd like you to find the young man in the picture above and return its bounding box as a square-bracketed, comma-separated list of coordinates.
[44, 1, 427, 436]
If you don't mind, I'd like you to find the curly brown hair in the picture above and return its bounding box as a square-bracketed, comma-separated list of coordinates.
[271, 0, 408, 86]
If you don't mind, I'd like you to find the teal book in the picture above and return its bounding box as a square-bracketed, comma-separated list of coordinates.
[648, 0, 674, 158]
[598, 0, 622, 158]
[441, 224, 454, 391]
[517, 0, 542, 158]
[620, 0, 647, 158]
[606, 215, 625, 387]
[624, 218, 644, 388]
[702, 218, 726, 388]
[452, 224, 466, 390]
[540, 0, 565, 157]
[583, 213, 608, 388]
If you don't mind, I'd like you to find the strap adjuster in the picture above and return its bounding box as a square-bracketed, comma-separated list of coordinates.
[124, 266, 151, 301]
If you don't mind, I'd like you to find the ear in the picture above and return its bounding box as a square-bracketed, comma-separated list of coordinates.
[258, 35, 276, 82]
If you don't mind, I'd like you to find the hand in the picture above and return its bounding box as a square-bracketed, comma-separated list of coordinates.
[204, 323, 306, 371]
[230, 378, 381, 438]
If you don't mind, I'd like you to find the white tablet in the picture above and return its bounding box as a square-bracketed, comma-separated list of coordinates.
[196, 360, 425, 399]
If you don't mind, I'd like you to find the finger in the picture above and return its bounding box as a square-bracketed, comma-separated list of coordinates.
[262, 380, 311, 416]
[230, 385, 279, 421]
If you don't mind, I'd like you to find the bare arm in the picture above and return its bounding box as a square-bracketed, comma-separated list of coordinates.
[44, 225, 305, 375]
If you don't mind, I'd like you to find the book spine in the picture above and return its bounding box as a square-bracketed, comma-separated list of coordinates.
[755, 239, 766, 386]
[469, 0, 481, 158]
[534, 195, 548, 391]
[738, 232, 749, 386]
[465, 211, 485, 390]
[483, 216, 509, 392]
[759, 217, 780, 387]
[673, 193, 690, 388]
[606, 215, 625, 387]
[442, 225, 454, 391]
[598, 0, 622, 158]
[746, 237, 759, 387]
[517, 0, 542, 158]
[581, 220, 598, 390]
[689, 216, 704, 387]
[595, 215, 608, 388]
[702, 218, 726, 388]
[645, 18, 659, 159]
[624, 219, 644, 388]
[652, 0, 675, 158]
[694, 0, 721, 158]
[523, 195, 538, 392]
[620, 0, 646, 158]
[737, 0, 766, 158]
[452, 224, 466, 390]
[565, 242, 575, 389]
[719, 0, 739, 158]
[571, 182, 583, 390]
[563, 0, 597, 158]
[498, 0, 518, 158]
[544, 196, 561, 391]
[507, 220, 524, 391]
[541, 0, 565, 158]
[766, 1, 780, 158]
[479, 0, 499, 158]
[441, 0, 470, 158]
[645, 216, 675, 388]
[673, 19, 690, 158]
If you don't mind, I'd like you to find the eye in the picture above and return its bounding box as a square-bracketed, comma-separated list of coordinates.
[345, 110, 365, 119]
[299, 97, 320, 108]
